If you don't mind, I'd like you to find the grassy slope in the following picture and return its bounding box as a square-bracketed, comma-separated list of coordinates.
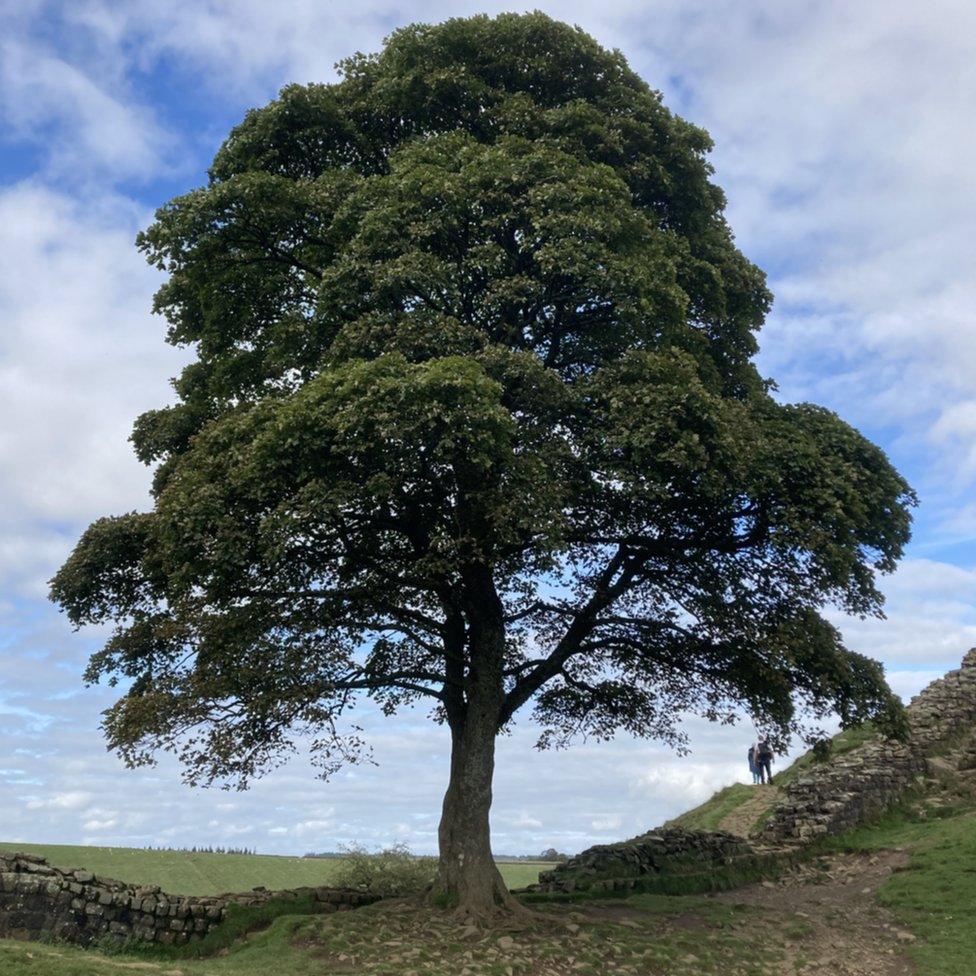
[0, 842, 551, 895]
[668, 723, 879, 834]
[826, 804, 976, 976]
[665, 783, 757, 832]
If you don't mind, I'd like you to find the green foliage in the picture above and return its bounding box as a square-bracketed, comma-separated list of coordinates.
[329, 843, 437, 896]
[811, 737, 833, 762]
[51, 12, 913, 803]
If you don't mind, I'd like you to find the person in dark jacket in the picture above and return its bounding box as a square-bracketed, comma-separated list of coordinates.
[755, 738, 774, 784]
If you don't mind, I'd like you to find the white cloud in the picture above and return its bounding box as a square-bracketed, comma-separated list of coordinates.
[291, 818, 335, 838]
[887, 670, 948, 704]
[0, 183, 184, 595]
[830, 558, 976, 666]
[25, 790, 92, 811]
[674, 2, 976, 502]
[510, 812, 543, 830]
[0, 37, 172, 181]
[631, 762, 741, 807]
[83, 817, 118, 830]
[70, 0, 654, 97]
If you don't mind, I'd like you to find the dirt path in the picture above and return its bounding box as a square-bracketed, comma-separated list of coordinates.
[717, 785, 781, 837]
[715, 849, 915, 975]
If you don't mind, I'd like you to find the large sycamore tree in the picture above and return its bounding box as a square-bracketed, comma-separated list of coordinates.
[52, 13, 914, 918]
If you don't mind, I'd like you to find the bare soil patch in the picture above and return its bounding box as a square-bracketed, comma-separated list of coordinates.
[715, 849, 915, 975]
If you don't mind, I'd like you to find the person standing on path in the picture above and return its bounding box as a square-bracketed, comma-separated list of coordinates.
[756, 738, 774, 784]
[747, 744, 761, 784]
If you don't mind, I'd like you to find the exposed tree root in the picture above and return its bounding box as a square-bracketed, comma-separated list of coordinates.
[446, 877, 546, 928]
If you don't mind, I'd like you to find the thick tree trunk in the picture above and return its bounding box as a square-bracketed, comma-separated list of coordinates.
[434, 569, 523, 920]
[435, 718, 520, 918]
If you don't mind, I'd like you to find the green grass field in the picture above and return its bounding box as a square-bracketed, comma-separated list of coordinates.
[0, 842, 552, 895]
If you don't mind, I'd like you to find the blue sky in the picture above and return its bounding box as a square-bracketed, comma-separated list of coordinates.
[1, 0, 975, 856]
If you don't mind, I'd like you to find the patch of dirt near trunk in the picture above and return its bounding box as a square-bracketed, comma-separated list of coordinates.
[715, 849, 915, 975]
[288, 850, 917, 976]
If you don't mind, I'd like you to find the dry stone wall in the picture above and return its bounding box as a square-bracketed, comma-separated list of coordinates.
[763, 647, 976, 843]
[0, 850, 376, 947]
[539, 648, 976, 891]
[760, 740, 923, 842]
[534, 826, 773, 894]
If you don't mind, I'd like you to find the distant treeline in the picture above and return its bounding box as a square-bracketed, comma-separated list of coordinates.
[143, 845, 257, 856]
[496, 851, 568, 862]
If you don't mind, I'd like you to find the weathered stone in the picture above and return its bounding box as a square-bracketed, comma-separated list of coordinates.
[763, 648, 976, 844]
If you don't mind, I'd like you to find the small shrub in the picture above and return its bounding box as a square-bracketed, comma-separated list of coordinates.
[811, 738, 833, 763]
[331, 843, 437, 897]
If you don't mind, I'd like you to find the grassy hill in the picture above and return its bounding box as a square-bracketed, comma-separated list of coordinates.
[667, 723, 879, 838]
[0, 842, 552, 895]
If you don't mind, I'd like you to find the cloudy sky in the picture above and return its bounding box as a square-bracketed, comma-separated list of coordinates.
[1, 0, 974, 858]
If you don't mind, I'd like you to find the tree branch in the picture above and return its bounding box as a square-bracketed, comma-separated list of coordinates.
[497, 545, 645, 726]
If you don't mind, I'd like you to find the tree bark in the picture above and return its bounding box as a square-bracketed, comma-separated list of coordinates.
[435, 719, 519, 918]
[433, 567, 522, 920]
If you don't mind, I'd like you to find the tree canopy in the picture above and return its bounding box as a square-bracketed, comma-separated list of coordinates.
[51, 12, 914, 915]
